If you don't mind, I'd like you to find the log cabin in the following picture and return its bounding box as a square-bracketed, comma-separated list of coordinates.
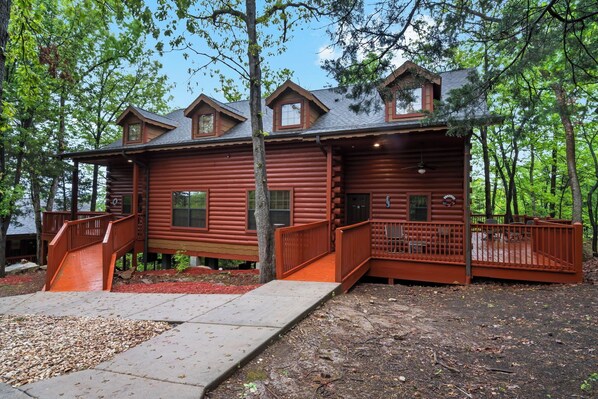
[42, 61, 583, 292]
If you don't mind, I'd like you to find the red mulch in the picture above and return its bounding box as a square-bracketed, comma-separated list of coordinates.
[134, 268, 259, 277]
[112, 281, 261, 294]
[0, 274, 35, 285]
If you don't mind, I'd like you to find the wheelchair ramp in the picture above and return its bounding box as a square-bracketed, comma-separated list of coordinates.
[283, 253, 337, 283]
[48, 243, 104, 292]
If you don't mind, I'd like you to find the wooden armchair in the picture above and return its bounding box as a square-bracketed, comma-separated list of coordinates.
[482, 218, 501, 241]
[385, 224, 406, 253]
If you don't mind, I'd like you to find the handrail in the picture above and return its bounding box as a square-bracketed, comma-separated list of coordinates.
[335, 220, 371, 290]
[275, 220, 329, 279]
[46, 214, 112, 289]
[42, 211, 106, 236]
[472, 222, 578, 273]
[102, 215, 136, 290]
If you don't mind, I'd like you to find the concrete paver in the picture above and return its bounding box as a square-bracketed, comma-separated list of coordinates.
[96, 322, 279, 387]
[0, 294, 35, 314]
[0, 382, 30, 399]
[127, 294, 239, 322]
[189, 293, 324, 327]
[21, 369, 203, 399]
[4, 280, 341, 398]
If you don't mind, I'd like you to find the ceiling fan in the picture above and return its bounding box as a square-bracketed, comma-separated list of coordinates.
[402, 152, 436, 174]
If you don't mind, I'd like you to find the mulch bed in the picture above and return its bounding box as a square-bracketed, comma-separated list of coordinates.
[112, 268, 261, 294]
[0, 315, 170, 387]
[0, 270, 46, 298]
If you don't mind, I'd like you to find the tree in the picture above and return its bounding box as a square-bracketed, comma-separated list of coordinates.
[128, 0, 323, 283]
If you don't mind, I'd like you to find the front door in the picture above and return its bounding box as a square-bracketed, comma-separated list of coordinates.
[346, 193, 370, 225]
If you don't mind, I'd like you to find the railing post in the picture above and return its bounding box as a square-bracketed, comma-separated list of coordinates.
[335, 229, 342, 283]
[275, 227, 283, 280]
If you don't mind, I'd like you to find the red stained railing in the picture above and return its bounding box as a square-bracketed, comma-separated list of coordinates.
[371, 220, 465, 264]
[46, 214, 112, 289]
[275, 220, 329, 279]
[42, 211, 106, 236]
[335, 221, 371, 285]
[471, 221, 580, 273]
[102, 215, 137, 290]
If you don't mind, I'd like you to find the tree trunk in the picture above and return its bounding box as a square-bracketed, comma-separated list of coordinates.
[529, 143, 536, 215]
[553, 84, 583, 223]
[480, 126, 492, 218]
[549, 145, 558, 217]
[246, 0, 274, 283]
[30, 174, 43, 264]
[90, 164, 99, 211]
[0, 0, 11, 277]
[0, 0, 10, 100]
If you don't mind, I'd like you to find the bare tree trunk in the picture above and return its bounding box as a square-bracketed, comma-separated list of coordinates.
[480, 126, 492, 218]
[246, 0, 274, 283]
[30, 174, 43, 264]
[530, 143, 536, 215]
[90, 164, 99, 211]
[553, 84, 583, 223]
[549, 145, 558, 217]
[0, 0, 12, 277]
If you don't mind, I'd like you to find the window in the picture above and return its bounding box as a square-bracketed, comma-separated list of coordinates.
[198, 114, 214, 135]
[280, 102, 302, 127]
[395, 87, 422, 115]
[172, 191, 207, 228]
[127, 123, 141, 142]
[247, 190, 290, 230]
[408, 194, 429, 221]
[122, 194, 132, 214]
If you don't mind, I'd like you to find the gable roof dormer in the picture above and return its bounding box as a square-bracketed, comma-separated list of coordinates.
[184, 94, 246, 139]
[116, 105, 178, 145]
[381, 61, 442, 122]
[266, 80, 329, 132]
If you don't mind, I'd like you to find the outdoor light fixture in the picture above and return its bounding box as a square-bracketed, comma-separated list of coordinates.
[373, 143, 381, 148]
[418, 168, 426, 174]
[127, 159, 133, 163]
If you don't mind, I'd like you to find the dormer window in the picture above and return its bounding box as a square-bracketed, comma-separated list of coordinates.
[281, 102, 302, 127]
[395, 87, 422, 115]
[198, 114, 214, 135]
[127, 123, 141, 142]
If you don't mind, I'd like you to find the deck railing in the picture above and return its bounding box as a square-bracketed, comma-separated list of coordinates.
[42, 211, 106, 236]
[275, 220, 329, 279]
[471, 221, 580, 273]
[46, 214, 112, 289]
[102, 215, 137, 290]
[335, 221, 371, 287]
[371, 220, 465, 264]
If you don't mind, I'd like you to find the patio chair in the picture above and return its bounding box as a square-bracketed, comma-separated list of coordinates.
[482, 218, 501, 241]
[385, 224, 406, 253]
[436, 226, 452, 253]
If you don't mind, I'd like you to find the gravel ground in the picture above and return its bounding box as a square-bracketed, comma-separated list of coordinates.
[0, 315, 171, 387]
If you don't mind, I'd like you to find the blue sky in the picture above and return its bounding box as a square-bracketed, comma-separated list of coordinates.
[149, 15, 338, 110]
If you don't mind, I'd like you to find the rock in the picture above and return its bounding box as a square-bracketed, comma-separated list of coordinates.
[398, 376, 406, 382]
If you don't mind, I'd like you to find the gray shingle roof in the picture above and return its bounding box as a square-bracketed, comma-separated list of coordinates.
[131, 106, 179, 128]
[96, 69, 487, 153]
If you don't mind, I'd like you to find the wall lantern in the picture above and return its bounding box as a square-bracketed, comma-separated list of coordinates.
[418, 168, 426, 174]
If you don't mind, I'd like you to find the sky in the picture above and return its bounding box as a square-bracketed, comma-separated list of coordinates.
[149, 16, 340, 110]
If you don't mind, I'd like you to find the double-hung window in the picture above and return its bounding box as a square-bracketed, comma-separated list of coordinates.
[172, 191, 207, 228]
[247, 190, 291, 230]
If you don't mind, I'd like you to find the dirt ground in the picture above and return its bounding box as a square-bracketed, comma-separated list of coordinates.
[208, 264, 598, 399]
[0, 270, 46, 297]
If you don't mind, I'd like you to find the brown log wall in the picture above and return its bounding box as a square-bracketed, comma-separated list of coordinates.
[343, 141, 465, 222]
[145, 143, 327, 256]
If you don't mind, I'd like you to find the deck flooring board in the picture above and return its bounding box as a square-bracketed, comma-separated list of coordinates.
[283, 253, 336, 283]
[50, 244, 104, 292]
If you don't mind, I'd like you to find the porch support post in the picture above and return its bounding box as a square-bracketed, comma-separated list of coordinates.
[464, 135, 472, 283]
[70, 161, 79, 220]
[326, 144, 332, 253]
[132, 162, 139, 271]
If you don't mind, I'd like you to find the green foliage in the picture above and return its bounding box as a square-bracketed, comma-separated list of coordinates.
[173, 250, 190, 273]
[581, 372, 598, 392]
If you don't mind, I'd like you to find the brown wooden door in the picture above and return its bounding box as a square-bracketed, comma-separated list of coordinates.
[346, 193, 370, 225]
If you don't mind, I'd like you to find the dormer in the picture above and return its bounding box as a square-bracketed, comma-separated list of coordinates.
[116, 105, 178, 145]
[184, 94, 246, 139]
[381, 61, 441, 122]
[266, 80, 329, 132]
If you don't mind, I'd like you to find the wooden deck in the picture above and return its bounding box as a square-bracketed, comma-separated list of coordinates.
[49, 244, 104, 291]
[283, 253, 336, 282]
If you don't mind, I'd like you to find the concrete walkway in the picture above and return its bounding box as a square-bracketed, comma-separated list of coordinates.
[0, 280, 340, 398]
